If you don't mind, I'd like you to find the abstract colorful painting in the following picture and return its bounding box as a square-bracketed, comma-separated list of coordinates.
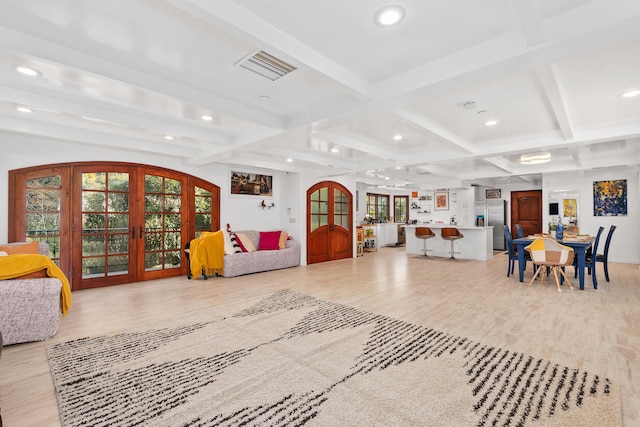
[563, 198, 577, 218]
[593, 179, 627, 216]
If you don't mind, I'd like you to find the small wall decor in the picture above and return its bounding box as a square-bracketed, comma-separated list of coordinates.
[593, 179, 627, 216]
[230, 171, 272, 196]
[486, 188, 501, 199]
[434, 191, 449, 211]
[563, 198, 577, 218]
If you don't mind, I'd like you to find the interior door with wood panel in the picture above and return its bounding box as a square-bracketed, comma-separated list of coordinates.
[307, 181, 352, 264]
[511, 190, 542, 237]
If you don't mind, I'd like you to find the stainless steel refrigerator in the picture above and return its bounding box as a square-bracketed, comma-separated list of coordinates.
[487, 200, 507, 250]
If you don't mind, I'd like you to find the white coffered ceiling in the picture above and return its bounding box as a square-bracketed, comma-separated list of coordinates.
[1, 0, 639, 189]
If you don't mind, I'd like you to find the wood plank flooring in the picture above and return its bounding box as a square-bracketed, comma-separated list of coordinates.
[1, 247, 639, 426]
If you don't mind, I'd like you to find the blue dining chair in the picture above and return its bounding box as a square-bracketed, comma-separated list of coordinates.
[503, 225, 529, 277]
[595, 225, 616, 282]
[575, 226, 604, 285]
[515, 223, 525, 238]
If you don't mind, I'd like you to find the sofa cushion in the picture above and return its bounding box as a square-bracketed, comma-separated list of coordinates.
[258, 231, 282, 251]
[0, 241, 40, 255]
[236, 233, 256, 252]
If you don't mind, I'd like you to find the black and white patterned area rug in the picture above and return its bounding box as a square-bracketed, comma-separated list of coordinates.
[48, 290, 621, 426]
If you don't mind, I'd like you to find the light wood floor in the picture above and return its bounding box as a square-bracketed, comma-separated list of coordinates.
[1, 247, 639, 426]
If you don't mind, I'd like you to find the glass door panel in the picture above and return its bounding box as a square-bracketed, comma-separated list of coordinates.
[26, 175, 62, 266]
[333, 188, 350, 230]
[143, 174, 183, 272]
[81, 172, 130, 278]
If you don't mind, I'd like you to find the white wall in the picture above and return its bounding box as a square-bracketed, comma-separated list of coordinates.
[0, 134, 304, 251]
[543, 167, 640, 264]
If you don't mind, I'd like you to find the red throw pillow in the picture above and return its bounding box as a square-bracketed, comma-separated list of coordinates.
[258, 231, 282, 251]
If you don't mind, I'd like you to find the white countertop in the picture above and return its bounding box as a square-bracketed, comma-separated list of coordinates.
[401, 224, 493, 230]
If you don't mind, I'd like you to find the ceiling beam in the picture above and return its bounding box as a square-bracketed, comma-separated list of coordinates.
[394, 109, 476, 153]
[535, 64, 574, 140]
[315, 131, 407, 164]
[164, 0, 373, 100]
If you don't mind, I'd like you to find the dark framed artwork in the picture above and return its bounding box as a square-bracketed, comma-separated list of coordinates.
[593, 179, 627, 216]
[230, 171, 272, 196]
[486, 189, 501, 199]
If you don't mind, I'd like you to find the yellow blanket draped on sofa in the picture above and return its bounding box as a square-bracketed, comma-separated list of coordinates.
[189, 230, 225, 278]
[0, 253, 72, 316]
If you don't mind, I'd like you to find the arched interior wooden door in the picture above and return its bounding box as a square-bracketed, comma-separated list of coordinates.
[307, 181, 352, 264]
[511, 190, 542, 237]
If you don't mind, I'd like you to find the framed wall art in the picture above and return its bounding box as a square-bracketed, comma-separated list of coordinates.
[486, 188, 501, 199]
[593, 179, 627, 216]
[434, 191, 449, 211]
[230, 171, 272, 196]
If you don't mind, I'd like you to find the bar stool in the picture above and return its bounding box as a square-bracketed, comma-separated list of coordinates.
[415, 227, 435, 257]
[441, 227, 464, 259]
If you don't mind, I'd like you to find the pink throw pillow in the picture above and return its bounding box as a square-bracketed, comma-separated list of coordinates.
[258, 231, 282, 251]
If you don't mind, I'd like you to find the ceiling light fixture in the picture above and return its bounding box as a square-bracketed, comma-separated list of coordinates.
[201, 115, 213, 121]
[520, 152, 551, 165]
[286, 157, 293, 163]
[485, 120, 499, 126]
[15, 66, 41, 77]
[374, 5, 406, 27]
[621, 89, 640, 98]
[393, 134, 403, 141]
[164, 135, 174, 140]
[330, 147, 339, 153]
[16, 107, 32, 113]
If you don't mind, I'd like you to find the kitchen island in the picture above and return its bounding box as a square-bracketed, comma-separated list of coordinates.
[403, 224, 494, 261]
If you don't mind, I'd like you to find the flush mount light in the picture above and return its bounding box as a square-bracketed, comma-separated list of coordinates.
[485, 120, 499, 126]
[520, 152, 551, 165]
[330, 147, 339, 153]
[164, 135, 175, 140]
[15, 66, 41, 77]
[16, 107, 32, 113]
[201, 115, 213, 121]
[393, 134, 403, 141]
[374, 5, 406, 27]
[286, 157, 293, 163]
[621, 89, 640, 98]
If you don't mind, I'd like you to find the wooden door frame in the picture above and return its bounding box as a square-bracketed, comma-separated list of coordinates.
[8, 162, 220, 290]
[510, 190, 543, 237]
[306, 181, 353, 264]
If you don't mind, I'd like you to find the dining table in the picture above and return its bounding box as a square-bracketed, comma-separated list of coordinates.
[512, 236, 596, 290]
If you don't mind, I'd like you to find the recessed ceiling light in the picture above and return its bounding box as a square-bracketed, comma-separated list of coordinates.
[485, 120, 499, 126]
[621, 89, 640, 98]
[393, 134, 403, 141]
[374, 5, 406, 27]
[330, 147, 339, 153]
[286, 157, 293, 163]
[15, 66, 41, 77]
[16, 107, 32, 113]
[164, 135, 174, 140]
[201, 115, 213, 121]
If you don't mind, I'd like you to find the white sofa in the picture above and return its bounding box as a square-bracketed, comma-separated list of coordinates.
[0, 242, 63, 345]
[223, 230, 301, 277]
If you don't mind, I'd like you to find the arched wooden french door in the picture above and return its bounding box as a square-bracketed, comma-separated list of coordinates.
[307, 181, 352, 264]
[9, 162, 219, 290]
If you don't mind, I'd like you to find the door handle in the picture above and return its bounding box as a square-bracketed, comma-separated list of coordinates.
[131, 227, 135, 239]
[139, 226, 143, 239]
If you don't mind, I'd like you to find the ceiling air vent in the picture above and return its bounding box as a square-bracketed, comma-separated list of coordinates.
[236, 50, 297, 81]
